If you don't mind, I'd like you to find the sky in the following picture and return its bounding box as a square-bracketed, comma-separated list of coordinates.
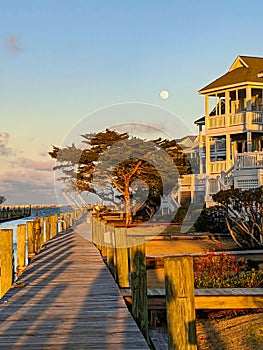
[1, 0, 263, 205]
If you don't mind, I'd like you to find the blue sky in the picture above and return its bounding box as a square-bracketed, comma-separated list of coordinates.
[1, 0, 263, 204]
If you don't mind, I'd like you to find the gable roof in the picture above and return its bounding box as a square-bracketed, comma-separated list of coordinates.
[199, 56, 263, 94]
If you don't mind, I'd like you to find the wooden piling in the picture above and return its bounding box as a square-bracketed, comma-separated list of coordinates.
[33, 218, 42, 253]
[0, 229, 13, 298]
[130, 240, 148, 342]
[114, 227, 129, 288]
[51, 214, 58, 238]
[106, 227, 116, 277]
[60, 213, 65, 232]
[45, 216, 51, 242]
[101, 220, 107, 257]
[17, 224, 26, 277]
[39, 217, 44, 248]
[164, 256, 197, 350]
[27, 221, 35, 262]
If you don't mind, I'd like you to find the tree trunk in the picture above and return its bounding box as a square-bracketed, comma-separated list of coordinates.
[124, 180, 132, 225]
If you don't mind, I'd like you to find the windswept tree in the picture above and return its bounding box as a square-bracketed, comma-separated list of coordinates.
[49, 129, 191, 224]
[0, 196, 6, 205]
[213, 187, 263, 248]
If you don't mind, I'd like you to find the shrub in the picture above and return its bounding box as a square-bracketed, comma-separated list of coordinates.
[193, 248, 263, 288]
[194, 206, 228, 234]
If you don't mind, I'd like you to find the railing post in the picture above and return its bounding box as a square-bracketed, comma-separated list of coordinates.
[0, 229, 13, 298]
[45, 216, 51, 242]
[34, 218, 42, 253]
[164, 256, 197, 350]
[60, 213, 64, 232]
[106, 226, 116, 278]
[17, 224, 26, 277]
[52, 214, 58, 238]
[130, 239, 148, 342]
[27, 221, 35, 262]
[114, 227, 129, 288]
[100, 220, 107, 257]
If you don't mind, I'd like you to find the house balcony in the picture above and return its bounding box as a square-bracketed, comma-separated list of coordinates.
[206, 111, 263, 135]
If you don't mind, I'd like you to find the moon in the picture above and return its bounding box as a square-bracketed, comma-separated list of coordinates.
[160, 90, 169, 100]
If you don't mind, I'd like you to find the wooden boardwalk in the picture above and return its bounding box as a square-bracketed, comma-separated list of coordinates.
[0, 224, 149, 349]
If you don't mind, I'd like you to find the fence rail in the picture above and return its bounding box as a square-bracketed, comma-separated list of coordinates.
[91, 216, 263, 350]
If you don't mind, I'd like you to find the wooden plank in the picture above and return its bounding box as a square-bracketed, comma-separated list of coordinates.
[0, 224, 149, 349]
[121, 288, 263, 309]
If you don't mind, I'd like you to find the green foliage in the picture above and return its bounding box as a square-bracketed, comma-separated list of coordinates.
[194, 206, 228, 234]
[213, 187, 263, 248]
[172, 206, 188, 223]
[194, 248, 263, 288]
[49, 129, 191, 223]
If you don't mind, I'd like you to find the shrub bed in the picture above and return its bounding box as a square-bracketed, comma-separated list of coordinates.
[194, 248, 263, 288]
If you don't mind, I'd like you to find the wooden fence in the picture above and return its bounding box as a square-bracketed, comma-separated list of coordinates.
[0, 208, 86, 299]
[91, 216, 263, 350]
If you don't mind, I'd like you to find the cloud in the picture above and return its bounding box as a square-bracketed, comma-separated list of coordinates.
[4, 35, 22, 52]
[0, 132, 12, 156]
[13, 157, 55, 171]
[0, 167, 57, 205]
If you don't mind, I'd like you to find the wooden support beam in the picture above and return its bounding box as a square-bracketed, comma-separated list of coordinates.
[164, 256, 197, 350]
[0, 229, 13, 298]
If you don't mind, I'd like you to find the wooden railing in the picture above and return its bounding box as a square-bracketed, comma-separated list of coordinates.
[91, 218, 263, 349]
[209, 160, 228, 174]
[207, 111, 263, 130]
[0, 208, 87, 299]
[235, 151, 263, 169]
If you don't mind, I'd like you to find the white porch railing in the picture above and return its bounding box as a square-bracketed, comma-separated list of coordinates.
[235, 151, 263, 170]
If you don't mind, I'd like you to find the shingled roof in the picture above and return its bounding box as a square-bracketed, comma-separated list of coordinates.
[199, 56, 263, 94]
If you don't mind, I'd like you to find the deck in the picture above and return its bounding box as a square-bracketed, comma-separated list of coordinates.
[0, 224, 149, 349]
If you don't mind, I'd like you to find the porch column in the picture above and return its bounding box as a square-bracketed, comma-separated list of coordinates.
[247, 131, 252, 152]
[205, 95, 209, 129]
[199, 125, 204, 174]
[225, 91, 230, 127]
[205, 136, 211, 174]
[226, 134, 231, 169]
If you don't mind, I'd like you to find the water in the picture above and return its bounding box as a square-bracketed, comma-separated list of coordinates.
[0, 206, 76, 280]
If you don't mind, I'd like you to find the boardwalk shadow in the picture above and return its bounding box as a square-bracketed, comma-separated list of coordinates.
[0, 225, 149, 349]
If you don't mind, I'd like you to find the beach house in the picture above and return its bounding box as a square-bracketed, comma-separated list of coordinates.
[169, 56, 263, 209]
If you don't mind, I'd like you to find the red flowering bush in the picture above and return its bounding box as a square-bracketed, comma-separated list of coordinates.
[193, 247, 263, 288]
